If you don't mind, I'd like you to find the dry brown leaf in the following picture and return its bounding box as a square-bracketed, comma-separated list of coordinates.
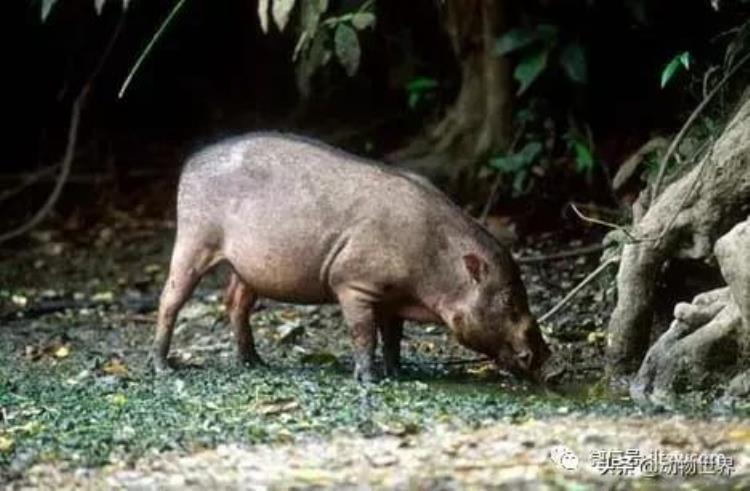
[727, 428, 750, 444]
[0, 435, 14, 453]
[254, 399, 300, 416]
[102, 358, 129, 377]
[53, 345, 71, 359]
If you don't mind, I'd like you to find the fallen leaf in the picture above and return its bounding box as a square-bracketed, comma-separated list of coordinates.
[727, 428, 750, 444]
[276, 321, 304, 344]
[0, 435, 13, 453]
[24, 345, 41, 360]
[11, 295, 27, 308]
[365, 451, 398, 467]
[289, 468, 334, 485]
[278, 309, 300, 321]
[254, 399, 300, 416]
[377, 421, 419, 437]
[102, 358, 129, 377]
[108, 393, 127, 406]
[91, 291, 114, 303]
[466, 363, 495, 378]
[53, 345, 71, 359]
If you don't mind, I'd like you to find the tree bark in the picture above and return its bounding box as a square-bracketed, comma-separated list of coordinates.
[606, 95, 750, 379]
[631, 217, 750, 407]
[390, 0, 512, 193]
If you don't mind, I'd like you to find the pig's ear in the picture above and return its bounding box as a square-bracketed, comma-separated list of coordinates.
[463, 253, 489, 284]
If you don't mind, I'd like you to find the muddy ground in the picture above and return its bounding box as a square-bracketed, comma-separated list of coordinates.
[1, 215, 749, 489]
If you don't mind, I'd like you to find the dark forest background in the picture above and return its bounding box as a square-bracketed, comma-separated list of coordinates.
[5, 0, 749, 237]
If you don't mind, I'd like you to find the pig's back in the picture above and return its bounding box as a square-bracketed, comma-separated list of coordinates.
[176, 133, 450, 302]
[179, 133, 443, 227]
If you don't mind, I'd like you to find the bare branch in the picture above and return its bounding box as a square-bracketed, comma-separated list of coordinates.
[538, 256, 620, 324]
[650, 51, 750, 204]
[0, 15, 125, 244]
[516, 243, 604, 264]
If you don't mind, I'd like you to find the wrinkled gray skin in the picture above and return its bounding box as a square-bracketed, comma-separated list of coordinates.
[154, 133, 550, 382]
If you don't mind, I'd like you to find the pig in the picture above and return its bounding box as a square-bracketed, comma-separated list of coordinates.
[153, 132, 550, 382]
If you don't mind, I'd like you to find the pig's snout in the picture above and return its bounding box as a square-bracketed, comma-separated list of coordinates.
[500, 319, 551, 379]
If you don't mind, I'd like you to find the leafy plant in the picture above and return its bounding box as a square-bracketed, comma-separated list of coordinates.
[488, 142, 543, 196]
[565, 129, 595, 174]
[258, 0, 376, 96]
[660, 51, 691, 89]
[487, 100, 599, 199]
[405, 77, 439, 110]
[40, 0, 130, 21]
[494, 25, 587, 95]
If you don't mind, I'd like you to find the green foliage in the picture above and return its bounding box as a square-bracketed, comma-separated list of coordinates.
[494, 25, 587, 95]
[489, 142, 543, 196]
[40, 0, 129, 21]
[565, 130, 595, 173]
[0, 347, 637, 473]
[660, 51, 691, 88]
[271, 0, 296, 32]
[487, 101, 598, 198]
[334, 24, 360, 76]
[560, 42, 587, 84]
[514, 46, 550, 95]
[405, 77, 439, 110]
[493, 28, 544, 56]
[260, 0, 375, 96]
[40, 0, 56, 20]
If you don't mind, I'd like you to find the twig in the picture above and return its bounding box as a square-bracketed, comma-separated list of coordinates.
[480, 122, 527, 223]
[569, 203, 639, 243]
[516, 243, 604, 264]
[703, 65, 719, 99]
[650, 51, 750, 204]
[118, 0, 189, 99]
[0, 168, 176, 184]
[0, 165, 59, 204]
[538, 256, 620, 324]
[655, 137, 716, 248]
[569, 202, 623, 220]
[0, 94, 83, 244]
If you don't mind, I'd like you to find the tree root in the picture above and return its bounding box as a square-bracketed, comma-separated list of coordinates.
[606, 95, 750, 378]
[630, 218, 750, 407]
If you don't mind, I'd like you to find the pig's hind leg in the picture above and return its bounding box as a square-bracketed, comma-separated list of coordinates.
[153, 234, 221, 374]
[224, 272, 264, 367]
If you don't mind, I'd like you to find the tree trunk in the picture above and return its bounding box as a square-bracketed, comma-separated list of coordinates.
[606, 94, 750, 380]
[631, 217, 750, 407]
[390, 0, 513, 193]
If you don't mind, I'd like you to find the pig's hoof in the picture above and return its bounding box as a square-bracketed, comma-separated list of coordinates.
[354, 366, 378, 384]
[384, 366, 402, 380]
[238, 354, 266, 368]
[152, 355, 175, 376]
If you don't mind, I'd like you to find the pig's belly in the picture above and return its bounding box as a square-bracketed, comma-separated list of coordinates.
[222, 240, 334, 304]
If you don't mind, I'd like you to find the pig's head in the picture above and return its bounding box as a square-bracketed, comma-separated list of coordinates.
[448, 252, 551, 378]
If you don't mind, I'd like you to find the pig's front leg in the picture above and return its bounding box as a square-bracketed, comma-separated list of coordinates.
[378, 313, 403, 379]
[337, 288, 379, 383]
